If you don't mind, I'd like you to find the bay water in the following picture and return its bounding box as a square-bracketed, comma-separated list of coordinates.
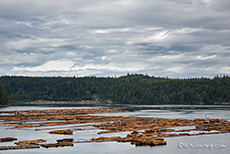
[0, 105, 229, 154]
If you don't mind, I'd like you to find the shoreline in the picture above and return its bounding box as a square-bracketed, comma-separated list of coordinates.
[5, 101, 230, 110]
[0, 105, 10, 107]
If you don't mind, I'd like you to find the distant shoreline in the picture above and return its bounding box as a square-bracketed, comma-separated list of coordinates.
[16, 100, 98, 105]
[5, 101, 230, 110]
[9, 100, 230, 105]
[0, 105, 10, 107]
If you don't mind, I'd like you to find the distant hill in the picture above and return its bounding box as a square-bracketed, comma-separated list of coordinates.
[0, 74, 229, 105]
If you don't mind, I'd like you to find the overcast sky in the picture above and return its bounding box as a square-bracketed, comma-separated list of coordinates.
[0, 0, 230, 78]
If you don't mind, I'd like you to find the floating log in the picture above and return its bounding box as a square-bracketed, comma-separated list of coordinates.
[0, 137, 17, 142]
[0, 145, 40, 150]
[15, 125, 37, 128]
[178, 133, 190, 136]
[3, 122, 22, 125]
[92, 136, 121, 142]
[49, 129, 73, 135]
[40, 142, 74, 148]
[15, 139, 46, 145]
[131, 138, 167, 146]
[57, 138, 73, 143]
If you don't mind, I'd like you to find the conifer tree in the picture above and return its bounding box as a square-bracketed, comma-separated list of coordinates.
[0, 85, 9, 105]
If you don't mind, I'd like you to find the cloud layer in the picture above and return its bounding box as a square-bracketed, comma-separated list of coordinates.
[1, 0, 230, 78]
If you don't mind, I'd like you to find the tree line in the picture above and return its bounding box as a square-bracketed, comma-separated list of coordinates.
[0, 74, 229, 105]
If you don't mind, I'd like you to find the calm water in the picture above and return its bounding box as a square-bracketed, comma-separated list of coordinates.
[0, 105, 229, 154]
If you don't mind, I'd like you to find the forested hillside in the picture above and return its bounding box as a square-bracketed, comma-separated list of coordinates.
[0, 84, 9, 105]
[0, 74, 229, 105]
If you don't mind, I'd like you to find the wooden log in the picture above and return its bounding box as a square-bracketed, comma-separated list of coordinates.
[132, 138, 167, 146]
[57, 138, 73, 143]
[0, 145, 40, 150]
[15, 139, 46, 145]
[92, 136, 121, 142]
[40, 142, 74, 148]
[0, 137, 17, 142]
[49, 129, 73, 135]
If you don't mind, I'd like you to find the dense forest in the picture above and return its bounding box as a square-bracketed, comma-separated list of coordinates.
[0, 74, 229, 105]
[0, 84, 9, 105]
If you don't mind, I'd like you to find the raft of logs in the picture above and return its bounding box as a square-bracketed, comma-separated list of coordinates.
[40, 138, 74, 148]
[0, 108, 230, 150]
[0, 138, 74, 150]
[94, 118, 230, 134]
[91, 132, 167, 146]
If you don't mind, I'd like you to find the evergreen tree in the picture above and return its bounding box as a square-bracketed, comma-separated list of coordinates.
[0, 84, 9, 105]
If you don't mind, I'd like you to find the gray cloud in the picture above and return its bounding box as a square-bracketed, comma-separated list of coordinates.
[0, 0, 230, 78]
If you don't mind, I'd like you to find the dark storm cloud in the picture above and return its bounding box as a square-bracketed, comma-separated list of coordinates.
[0, 0, 230, 77]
